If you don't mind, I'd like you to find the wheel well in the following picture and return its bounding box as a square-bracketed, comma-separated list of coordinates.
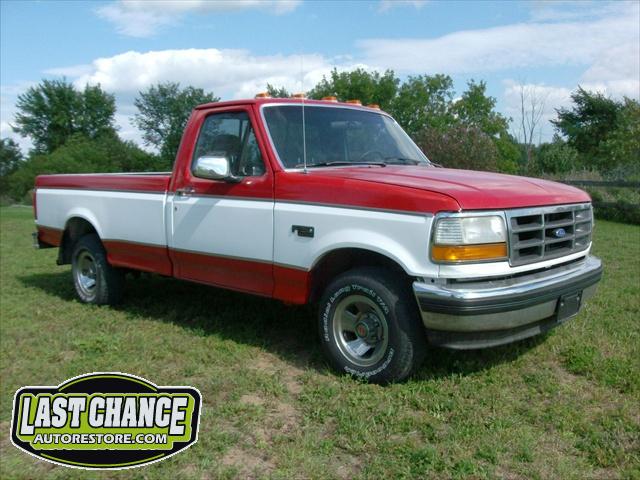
[58, 217, 98, 265]
[308, 248, 411, 303]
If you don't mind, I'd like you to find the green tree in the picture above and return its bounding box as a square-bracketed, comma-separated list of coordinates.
[13, 79, 116, 154]
[266, 84, 291, 98]
[600, 98, 640, 172]
[390, 74, 455, 138]
[531, 137, 580, 175]
[453, 80, 509, 136]
[0, 138, 23, 195]
[551, 87, 620, 165]
[133, 82, 219, 167]
[308, 68, 399, 110]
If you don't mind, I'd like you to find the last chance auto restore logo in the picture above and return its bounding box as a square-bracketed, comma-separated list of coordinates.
[10, 372, 201, 469]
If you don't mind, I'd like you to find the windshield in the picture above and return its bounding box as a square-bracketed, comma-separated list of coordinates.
[262, 105, 430, 169]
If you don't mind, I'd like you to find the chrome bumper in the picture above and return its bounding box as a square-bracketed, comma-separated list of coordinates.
[413, 256, 603, 349]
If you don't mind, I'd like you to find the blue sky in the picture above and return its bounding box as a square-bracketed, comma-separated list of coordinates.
[1, 0, 638, 151]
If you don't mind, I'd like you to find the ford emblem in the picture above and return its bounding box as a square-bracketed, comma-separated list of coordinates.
[553, 228, 567, 238]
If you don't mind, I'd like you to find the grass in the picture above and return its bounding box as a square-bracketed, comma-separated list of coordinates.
[1, 205, 639, 479]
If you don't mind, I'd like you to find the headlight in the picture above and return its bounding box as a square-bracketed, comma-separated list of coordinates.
[431, 215, 508, 263]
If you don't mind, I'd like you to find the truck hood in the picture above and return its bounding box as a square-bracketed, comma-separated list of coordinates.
[311, 166, 590, 210]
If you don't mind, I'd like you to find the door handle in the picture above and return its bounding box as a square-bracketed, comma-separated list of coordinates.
[176, 186, 195, 198]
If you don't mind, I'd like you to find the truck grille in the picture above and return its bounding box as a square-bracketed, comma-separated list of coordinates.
[506, 203, 593, 266]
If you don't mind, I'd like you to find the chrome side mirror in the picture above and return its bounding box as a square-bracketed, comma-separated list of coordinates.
[193, 156, 231, 180]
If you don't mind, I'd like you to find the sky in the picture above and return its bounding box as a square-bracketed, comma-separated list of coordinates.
[1, 0, 639, 152]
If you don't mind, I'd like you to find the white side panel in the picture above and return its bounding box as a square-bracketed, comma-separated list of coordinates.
[274, 202, 436, 277]
[36, 189, 167, 246]
[169, 195, 274, 261]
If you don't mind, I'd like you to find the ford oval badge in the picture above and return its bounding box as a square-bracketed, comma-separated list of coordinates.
[553, 228, 567, 238]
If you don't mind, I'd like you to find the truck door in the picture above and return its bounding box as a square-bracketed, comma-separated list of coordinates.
[167, 107, 275, 296]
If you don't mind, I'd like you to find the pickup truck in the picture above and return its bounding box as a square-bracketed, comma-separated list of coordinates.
[33, 96, 603, 384]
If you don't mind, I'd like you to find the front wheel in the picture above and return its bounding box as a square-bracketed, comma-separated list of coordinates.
[318, 267, 426, 384]
[71, 234, 124, 305]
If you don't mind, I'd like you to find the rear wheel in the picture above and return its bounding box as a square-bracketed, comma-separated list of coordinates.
[71, 234, 124, 305]
[318, 267, 426, 384]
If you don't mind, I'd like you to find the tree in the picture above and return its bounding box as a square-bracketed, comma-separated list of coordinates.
[600, 98, 640, 173]
[13, 79, 116, 154]
[513, 83, 548, 168]
[0, 138, 23, 195]
[552, 87, 620, 165]
[133, 83, 219, 167]
[266, 84, 291, 98]
[390, 74, 455, 138]
[308, 68, 399, 110]
[453, 80, 509, 136]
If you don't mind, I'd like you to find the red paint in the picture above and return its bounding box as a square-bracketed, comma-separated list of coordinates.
[35, 173, 170, 193]
[104, 241, 173, 276]
[37, 226, 63, 247]
[172, 250, 273, 297]
[273, 265, 311, 304]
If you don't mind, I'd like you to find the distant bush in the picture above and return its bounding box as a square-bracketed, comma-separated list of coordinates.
[417, 125, 499, 171]
[7, 133, 164, 201]
[529, 140, 580, 175]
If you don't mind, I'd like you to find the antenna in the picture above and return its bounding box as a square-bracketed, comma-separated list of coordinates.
[300, 55, 308, 174]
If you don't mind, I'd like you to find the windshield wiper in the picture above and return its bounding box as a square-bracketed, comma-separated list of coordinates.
[383, 157, 424, 165]
[293, 161, 387, 168]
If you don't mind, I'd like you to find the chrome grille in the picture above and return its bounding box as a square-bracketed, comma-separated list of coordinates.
[506, 203, 593, 266]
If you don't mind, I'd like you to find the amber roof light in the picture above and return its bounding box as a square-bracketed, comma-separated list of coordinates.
[367, 104, 380, 109]
[322, 96, 338, 102]
[291, 93, 307, 99]
[255, 92, 271, 99]
[346, 99, 362, 105]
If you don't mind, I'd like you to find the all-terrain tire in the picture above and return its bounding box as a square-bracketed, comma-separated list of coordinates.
[318, 267, 427, 384]
[71, 234, 124, 305]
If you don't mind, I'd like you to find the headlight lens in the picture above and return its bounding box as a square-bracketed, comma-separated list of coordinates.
[432, 215, 508, 263]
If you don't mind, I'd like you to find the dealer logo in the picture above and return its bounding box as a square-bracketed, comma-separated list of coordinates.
[10, 372, 201, 470]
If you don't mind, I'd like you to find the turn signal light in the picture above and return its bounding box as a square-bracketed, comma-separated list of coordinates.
[322, 96, 338, 102]
[431, 243, 508, 262]
[255, 92, 271, 98]
[346, 99, 362, 105]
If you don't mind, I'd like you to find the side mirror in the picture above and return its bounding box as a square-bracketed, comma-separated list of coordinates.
[193, 156, 239, 181]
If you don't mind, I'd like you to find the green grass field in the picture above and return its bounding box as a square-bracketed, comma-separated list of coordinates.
[1, 206, 638, 479]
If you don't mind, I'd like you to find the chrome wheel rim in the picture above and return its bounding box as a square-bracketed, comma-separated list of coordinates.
[75, 250, 97, 297]
[332, 294, 389, 367]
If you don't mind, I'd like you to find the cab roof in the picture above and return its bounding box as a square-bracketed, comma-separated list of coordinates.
[194, 97, 384, 112]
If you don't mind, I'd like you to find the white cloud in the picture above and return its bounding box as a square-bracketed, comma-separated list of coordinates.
[378, 0, 428, 13]
[358, 2, 639, 75]
[97, 0, 301, 37]
[68, 48, 363, 98]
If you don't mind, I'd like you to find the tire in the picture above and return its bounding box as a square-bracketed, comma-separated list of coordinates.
[318, 267, 427, 384]
[71, 234, 124, 305]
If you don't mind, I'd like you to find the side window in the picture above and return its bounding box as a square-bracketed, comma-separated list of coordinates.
[192, 111, 266, 177]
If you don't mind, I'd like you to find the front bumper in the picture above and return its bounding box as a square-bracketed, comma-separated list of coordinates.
[413, 256, 603, 349]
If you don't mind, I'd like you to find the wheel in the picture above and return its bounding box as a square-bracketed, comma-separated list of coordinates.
[71, 234, 124, 305]
[318, 267, 427, 384]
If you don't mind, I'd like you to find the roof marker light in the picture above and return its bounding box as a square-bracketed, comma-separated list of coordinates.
[291, 93, 307, 99]
[346, 99, 362, 105]
[367, 104, 380, 109]
[255, 92, 271, 98]
[322, 96, 338, 102]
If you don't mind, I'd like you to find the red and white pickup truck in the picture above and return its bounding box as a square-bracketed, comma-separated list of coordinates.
[33, 97, 603, 384]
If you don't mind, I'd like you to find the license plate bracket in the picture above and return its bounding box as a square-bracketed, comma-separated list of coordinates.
[556, 291, 582, 323]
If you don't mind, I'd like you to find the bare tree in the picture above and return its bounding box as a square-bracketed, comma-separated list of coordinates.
[514, 83, 548, 168]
